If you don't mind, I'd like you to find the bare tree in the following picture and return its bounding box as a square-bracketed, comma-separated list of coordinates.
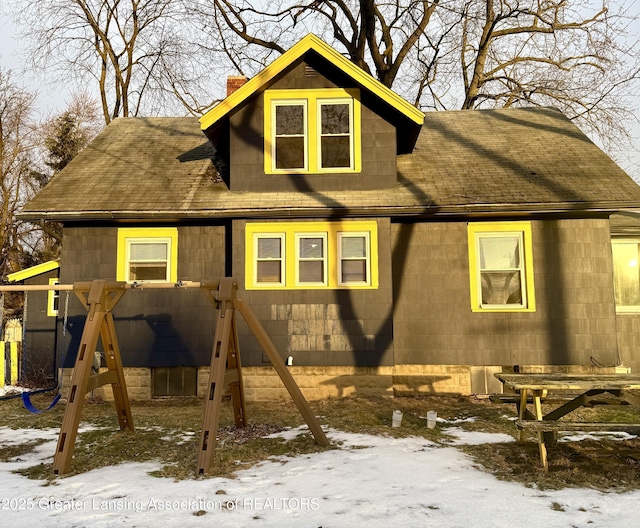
[0, 68, 41, 280]
[198, 0, 640, 167]
[198, 0, 441, 88]
[410, 1, 640, 153]
[13, 0, 217, 124]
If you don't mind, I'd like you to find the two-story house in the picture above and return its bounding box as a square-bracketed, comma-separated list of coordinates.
[17, 34, 640, 399]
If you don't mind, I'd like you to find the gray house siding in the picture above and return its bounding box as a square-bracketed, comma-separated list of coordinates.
[57, 224, 226, 369]
[391, 218, 619, 367]
[231, 217, 394, 367]
[53, 216, 622, 374]
[229, 61, 397, 192]
[23, 269, 59, 378]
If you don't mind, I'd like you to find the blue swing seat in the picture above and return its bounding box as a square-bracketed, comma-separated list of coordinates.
[21, 390, 62, 414]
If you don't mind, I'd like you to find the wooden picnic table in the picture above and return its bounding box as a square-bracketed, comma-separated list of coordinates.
[494, 372, 640, 470]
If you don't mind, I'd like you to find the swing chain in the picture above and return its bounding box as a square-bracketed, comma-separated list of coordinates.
[22, 291, 28, 381]
[62, 290, 70, 338]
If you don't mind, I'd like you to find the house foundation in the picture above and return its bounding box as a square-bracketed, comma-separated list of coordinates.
[60, 363, 627, 402]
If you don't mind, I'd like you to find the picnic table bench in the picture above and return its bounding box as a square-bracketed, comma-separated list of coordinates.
[494, 373, 640, 470]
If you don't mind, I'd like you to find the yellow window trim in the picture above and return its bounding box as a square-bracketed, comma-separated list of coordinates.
[338, 231, 372, 287]
[467, 222, 536, 313]
[200, 33, 424, 132]
[117, 227, 178, 283]
[47, 278, 60, 317]
[246, 221, 378, 290]
[264, 88, 362, 174]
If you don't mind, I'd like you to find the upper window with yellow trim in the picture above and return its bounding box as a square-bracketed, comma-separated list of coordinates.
[467, 222, 535, 312]
[246, 221, 377, 290]
[117, 228, 178, 283]
[264, 89, 361, 174]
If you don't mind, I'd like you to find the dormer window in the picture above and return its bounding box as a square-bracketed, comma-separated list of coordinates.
[264, 88, 361, 174]
[273, 102, 307, 169]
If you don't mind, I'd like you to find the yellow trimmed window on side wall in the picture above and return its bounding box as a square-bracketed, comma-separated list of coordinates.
[467, 222, 535, 312]
[611, 239, 640, 312]
[47, 278, 60, 317]
[246, 221, 378, 290]
[117, 228, 178, 283]
[264, 88, 361, 174]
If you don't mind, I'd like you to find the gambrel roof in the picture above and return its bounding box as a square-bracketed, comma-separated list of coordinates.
[20, 107, 640, 221]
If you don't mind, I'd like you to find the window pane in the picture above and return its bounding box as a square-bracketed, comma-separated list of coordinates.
[275, 105, 304, 135]
[275, 137, 305, 169]
[299, 261, 324, 283]
[321, 136, 350, 168]
[342, 236, 366, 258]
[342, 260, 366, 283]
[258, 237, 281, 259]
[481, 271, 522, 305]
[257, 261, 282, 283]
[130, 264, 167, 281]
[321, 104, 350, 134]
[478, 236, 520, 269]
[299, 237, 323, 258]
[612, 243, 640, 306]
[130, 242, 168, 261]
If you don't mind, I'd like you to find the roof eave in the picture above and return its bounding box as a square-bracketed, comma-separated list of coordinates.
[7, 260, 61, 282]
[18, 201, 640, 223]
[199, 34, 425, 133]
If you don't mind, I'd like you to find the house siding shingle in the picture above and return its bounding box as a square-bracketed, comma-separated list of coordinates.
[232, 218, 394, 367]
[57, 225, 226, 369]
[391, 218, 619, 367]
[229, 62, 397, 192]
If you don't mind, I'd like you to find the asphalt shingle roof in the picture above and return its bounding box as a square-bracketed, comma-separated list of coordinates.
[20, 107, 640, 221]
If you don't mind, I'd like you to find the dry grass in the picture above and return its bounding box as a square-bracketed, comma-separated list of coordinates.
[2, 392, 640, 491]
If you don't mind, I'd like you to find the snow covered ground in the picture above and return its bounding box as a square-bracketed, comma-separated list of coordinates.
[1, 422, 639, 528]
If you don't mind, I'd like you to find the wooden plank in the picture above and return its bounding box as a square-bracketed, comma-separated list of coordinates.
[86, 370, 120, 393]
[489, 394, 538, 404]
[224, 368, 239, 387]
[531, 390, 548, 470]
[234, 298, 329, 447]
[99, 313, 133, 431]
[495, 373, 640, 391]
[516, 420, 640, 433]
[196, 301, 234, 476]
[621, 390, 640, 408]
[0, 280, 209, 292]
[53, 307, 105, 475]
[542, 390, 604, 421]
[226, 315, 247, 429]
[10, 342, 18, 385]
[52, 280, 132, 475]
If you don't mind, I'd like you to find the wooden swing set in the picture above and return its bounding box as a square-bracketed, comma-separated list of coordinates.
[0, 277, 328, 476]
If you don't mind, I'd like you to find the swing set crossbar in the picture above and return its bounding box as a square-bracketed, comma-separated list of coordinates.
[0, 280, 214, 292]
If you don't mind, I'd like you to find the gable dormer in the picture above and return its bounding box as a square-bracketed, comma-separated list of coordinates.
[200, 34, 424, 192]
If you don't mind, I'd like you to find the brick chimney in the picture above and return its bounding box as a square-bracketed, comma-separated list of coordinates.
[227, 75, 248, 96]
